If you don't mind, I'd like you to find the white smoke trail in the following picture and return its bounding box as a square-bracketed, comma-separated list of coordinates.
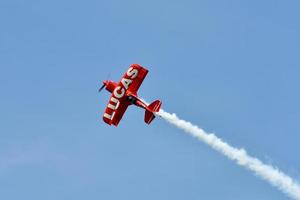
[157, 109, 300, 200]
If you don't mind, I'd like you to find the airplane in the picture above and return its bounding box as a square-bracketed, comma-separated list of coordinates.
[99, 64, 162, 126]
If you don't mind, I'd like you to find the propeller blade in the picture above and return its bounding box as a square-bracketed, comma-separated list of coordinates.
[98, 84, 106, 92]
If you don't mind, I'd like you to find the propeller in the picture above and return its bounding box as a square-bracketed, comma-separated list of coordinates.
[98, 83, 106, 93]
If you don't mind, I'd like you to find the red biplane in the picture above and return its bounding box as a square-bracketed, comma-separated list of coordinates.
[99, 64, 162, 126]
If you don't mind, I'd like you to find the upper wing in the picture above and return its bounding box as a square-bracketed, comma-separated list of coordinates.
[103, 96, 130, 126]
[102, 64, 148, 126]
[121, 64, 148, 95]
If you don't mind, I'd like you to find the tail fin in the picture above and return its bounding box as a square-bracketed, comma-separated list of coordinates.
[144, 100, 162, 125]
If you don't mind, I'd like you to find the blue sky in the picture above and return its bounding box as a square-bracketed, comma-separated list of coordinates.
[1, 0, 300, 199]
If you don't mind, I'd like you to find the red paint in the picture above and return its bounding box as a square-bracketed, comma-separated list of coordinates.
[100, 64, 162, 126]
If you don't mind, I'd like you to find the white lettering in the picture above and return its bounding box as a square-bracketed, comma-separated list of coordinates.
[104, 111, 116, 121]
[108, 97, 120, 110]
[126, 67, 138, 79]
[107, 103, 116, 110]
[121, 78, 132, 90]
[105, 67, 140, 121]
[111, 112, 116, 120]
[113, 86, 125, 98]
[111, 96, 119, 104]
[104, 113, 113, 120]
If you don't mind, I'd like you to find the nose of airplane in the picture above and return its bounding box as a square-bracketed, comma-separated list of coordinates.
[103, 80, 108, 86]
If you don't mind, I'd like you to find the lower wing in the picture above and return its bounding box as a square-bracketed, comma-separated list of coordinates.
[103, 97, 130, 126]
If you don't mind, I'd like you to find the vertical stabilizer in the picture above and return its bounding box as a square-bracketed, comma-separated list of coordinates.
[144, 100, 162, 124]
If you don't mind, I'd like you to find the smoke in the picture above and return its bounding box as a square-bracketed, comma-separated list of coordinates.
[157, 109, 300, 200]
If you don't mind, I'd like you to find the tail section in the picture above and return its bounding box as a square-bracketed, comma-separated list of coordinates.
[144, 100, 162, 124]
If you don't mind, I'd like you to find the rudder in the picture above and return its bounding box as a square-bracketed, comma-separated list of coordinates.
[144, 100, 162, 124]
